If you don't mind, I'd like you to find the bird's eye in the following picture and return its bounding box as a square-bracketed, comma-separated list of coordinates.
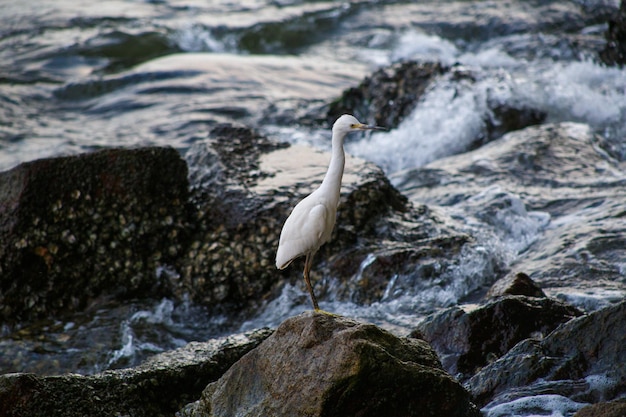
[350, 124, 357, 128]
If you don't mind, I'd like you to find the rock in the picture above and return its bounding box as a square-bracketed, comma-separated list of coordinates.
[0, 147, 190, 325]
[413, 295, 582, 380]
[486, 272, 547, 298]
[326, 61, 445, 129]
[180, 124, 489, 313]
[393, 123, 626, 305]
[600, 0, 626, 67]
[574, 399, 626, 417]
[0, 329, 272, 417]
[467, 300, 626, 408]
[179, 312, 479, 417]
[324, 61, 545, 145]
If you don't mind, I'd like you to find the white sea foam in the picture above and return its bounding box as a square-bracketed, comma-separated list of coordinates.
[391, 30, 459, 65]
[482, 394, 588, 417]
[346, 72, 491, 174]
[520, 60, 626, 131]
[460, 186, 551, 255]
[349, 33, 626, 175]
[550, 288, 626, 312]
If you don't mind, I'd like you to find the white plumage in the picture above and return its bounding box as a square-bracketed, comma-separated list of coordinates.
[275, 114, 384, 310]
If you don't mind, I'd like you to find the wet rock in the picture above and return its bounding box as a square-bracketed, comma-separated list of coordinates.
[393, 122, 626, 305]
[0, 147, 190, 325]
[413, 295, 582, 380]
[324, 60, 545, 145]
[486, 272, 547, 298]
[0, 329, 271, 417]
[179, 312, 480, 417]
[326, 61, 445, 128]
[181, 124, 485, 313]
[574, 398, 626, 417]
[467, 300, 626, 408]
[599, 0, 626, 67]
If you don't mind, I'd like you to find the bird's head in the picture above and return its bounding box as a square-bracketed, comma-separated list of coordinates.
[332, 114, 385, 137]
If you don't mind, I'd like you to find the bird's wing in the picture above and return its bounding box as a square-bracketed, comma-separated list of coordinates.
[275, 199, 330, 269]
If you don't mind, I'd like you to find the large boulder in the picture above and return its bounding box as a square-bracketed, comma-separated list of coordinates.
[467, 300, 626, 408]
[0, 329, 272, 417]
[180, 312, 480, 417]
[0, 147, 190, 325]
[180, 124, 490, 314]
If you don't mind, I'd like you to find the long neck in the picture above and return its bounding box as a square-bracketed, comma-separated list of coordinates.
[319, 132, 345, 204]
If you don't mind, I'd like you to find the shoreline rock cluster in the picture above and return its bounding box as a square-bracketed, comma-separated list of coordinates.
[1, 119, 624, 415]
[2, 6, 626, 409]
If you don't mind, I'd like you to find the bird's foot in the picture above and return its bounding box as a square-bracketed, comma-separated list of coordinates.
[312, 308, 341, 318]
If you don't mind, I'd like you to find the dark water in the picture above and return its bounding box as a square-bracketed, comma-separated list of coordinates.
[2, 1, 626, 415]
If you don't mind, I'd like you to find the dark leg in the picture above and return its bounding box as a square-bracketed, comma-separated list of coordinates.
[303, 252, 320, 310]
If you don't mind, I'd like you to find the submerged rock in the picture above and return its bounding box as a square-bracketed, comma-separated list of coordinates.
[393, 122, 626, 305]
[180, 312, 479, 417]
[467, 300, 626, 408]
[0, 329, 271, 417]
[0, 147, 190, 325]
[413, 295, 582, 380]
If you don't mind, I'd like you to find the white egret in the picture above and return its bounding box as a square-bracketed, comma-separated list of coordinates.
[275, 114, 385, 310]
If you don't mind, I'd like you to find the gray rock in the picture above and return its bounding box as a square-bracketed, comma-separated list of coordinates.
[413, 295, 581, 380]
[0, 329, 271, 417]
[326, 61, 445, 129]
[467, 300, 626, 407]
[180, 312, 479, 417]
[486, 272, 547, 298]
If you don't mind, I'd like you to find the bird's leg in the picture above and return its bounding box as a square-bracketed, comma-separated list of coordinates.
[303, 252, 320, 310]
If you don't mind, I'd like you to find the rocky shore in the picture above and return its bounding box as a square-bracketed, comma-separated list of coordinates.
[2, 2, 626, 414]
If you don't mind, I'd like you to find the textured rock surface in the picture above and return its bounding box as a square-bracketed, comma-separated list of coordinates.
[178, 124, 414, 311]
[467, 300, 626, 407]
[326, 61, 445, 128]
[413, 295, 582, 379]
[181, 124, 484, 313]
[574, 399, 626, 417]
[600, 0, 626, 66]
[0, 147, 189, 325]
[180, 312, 479, 417]
[486, 272, 547, 298]
[393, 122, 626, 300]
[0, 329, 271, 417]
[324, 60, 545, 145]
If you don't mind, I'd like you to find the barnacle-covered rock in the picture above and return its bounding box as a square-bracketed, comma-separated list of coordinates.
[180, 124, 490, 313]
[0, 147, 189, 325]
